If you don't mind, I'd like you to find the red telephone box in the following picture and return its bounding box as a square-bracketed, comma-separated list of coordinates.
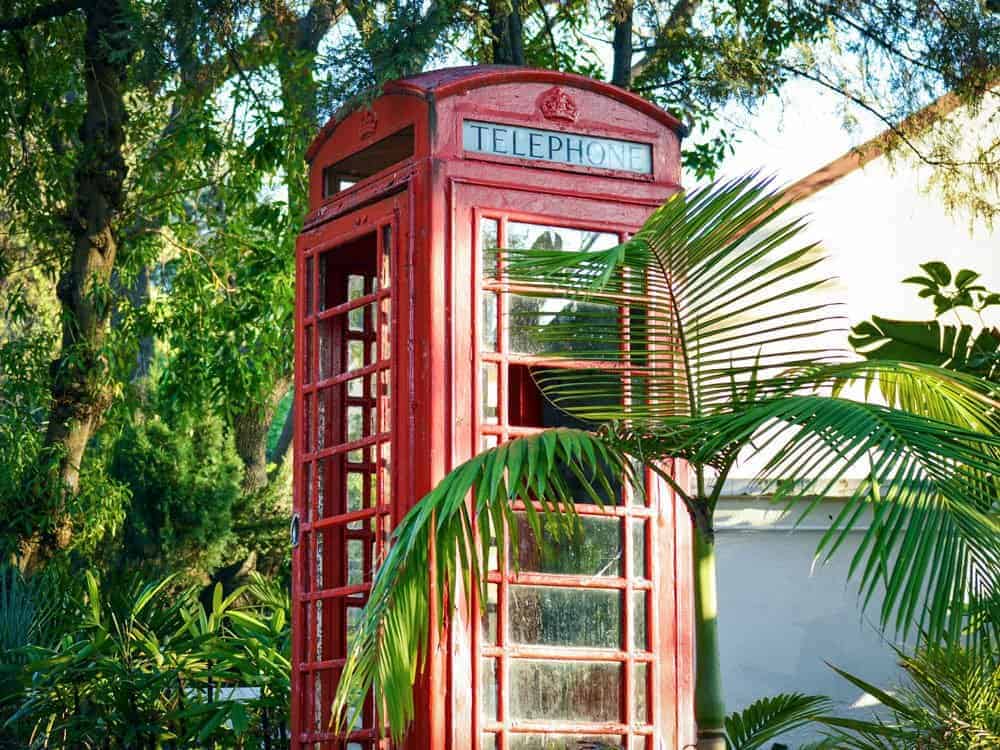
[293, 66, 695, 750]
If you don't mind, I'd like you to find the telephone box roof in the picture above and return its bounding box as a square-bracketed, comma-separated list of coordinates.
[307, 66, 686, 160]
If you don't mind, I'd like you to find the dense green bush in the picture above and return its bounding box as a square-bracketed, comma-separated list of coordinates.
[1, 567, 290, 749]
[109, 413, 244, 579]
[821, 644, 1000, 750]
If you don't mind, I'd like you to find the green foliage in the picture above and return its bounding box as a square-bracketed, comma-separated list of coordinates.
[821, 644, 1000, 750]
[336, 175, 1000, 738]
[724, 693, 832, 750]
[852, 261, 1000, 384]
[2, 569, 291, 750]
[108, 412, 244, 578]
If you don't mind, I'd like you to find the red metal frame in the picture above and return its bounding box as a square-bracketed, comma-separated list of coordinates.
[294, 67, 694, 750]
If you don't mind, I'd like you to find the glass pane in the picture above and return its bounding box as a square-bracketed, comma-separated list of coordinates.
[481, 291, 498, 351]
[481, 734, 497, 750]
[508, 295, 619, 357]
[379, 300, 391, 359]
[481, 362, 499, 423]
[303, 325, 313, 384]
[319, 319, 337, 380]
[509, 586, 620, 649]
[350, 301, 374, 333]
[348, 375, 364, 397]
[515, 514, 622, 576]
[380, 224, 392, 288]
[505, 223, 619, 356]
[630, 737, 648, 750]
[632, 521, 647, 579]
[348, 274, 366, 300]
[482, 582, 498, 644]
[633, 662, 649, 724]
[347, 605, 362, 650]
[316, 390, 330, 450]
[481, 658, 498, 721]
[348, 340, 366, 371]
[507, 223, 618, 254]
[508, 737, 623, 750]
[509, 660, 621, 722]
[480, 217, 499, 279]
[305, 256, 314, 316]
[347, 471, 364, 519]
[348, 539, 364, 585]
[633, 591, 648, 651]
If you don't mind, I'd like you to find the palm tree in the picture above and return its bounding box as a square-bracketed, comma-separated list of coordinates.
[333, 175, 1000, 748]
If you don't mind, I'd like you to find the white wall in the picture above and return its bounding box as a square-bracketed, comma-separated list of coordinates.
[714, 499, 902, 747]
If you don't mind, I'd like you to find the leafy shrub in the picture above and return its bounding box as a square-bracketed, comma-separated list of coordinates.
[821, 644, 1000, 749]
[108, 413, 243, 579]
[2, 568, 290, 749]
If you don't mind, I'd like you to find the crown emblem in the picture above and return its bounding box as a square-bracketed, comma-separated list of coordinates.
[359, 109, 378, 140]
[538, 87, 579, 123]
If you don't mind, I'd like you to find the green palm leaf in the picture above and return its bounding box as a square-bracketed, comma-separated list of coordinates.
[724, 692, 831, 750]
[332, 429, 630, 739]
[499, 174, 846, 421]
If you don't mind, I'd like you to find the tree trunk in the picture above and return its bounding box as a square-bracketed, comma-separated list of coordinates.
[35, 0, 133, 556]
[233, 378, 290, 494]
[489, 0, 525, 65]
[611, 0, 634, 88]
[693, 528, 726, 749]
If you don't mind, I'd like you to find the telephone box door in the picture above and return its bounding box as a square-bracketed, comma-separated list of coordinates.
[292, 192, 407, 749]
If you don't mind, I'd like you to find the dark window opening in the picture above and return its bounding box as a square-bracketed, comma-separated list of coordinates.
[323, 125, 415, 197]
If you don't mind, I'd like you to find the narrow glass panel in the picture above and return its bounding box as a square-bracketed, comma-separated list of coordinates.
[305, 256, 314, 316]
[633, 662, 649, 724]
[508, 737, 623, 750]
[347, 472, 364, 521]
[348, 274, 365, 300]
[348, 376, 364, 397]
[346, 606, 362, 650]
[379, 300, 391, 359]
[481, 291, 498, 351]
[318, 319, 337, 381]
[481, 433, 498, 451]
[303, 325, 313, 384]
[316, 389, 330, 450]
[348, 340, 366, 371]
[633, 591, 648, 651]
[302, 462, 313, 521]
[347, 539, 364, 585]
[347, 405, 364, 442]
[481, 362, 499, 423]
[509, 660, 621, 721]
[509, 586, 620, 649]
[380, 224, 392, 288]
[482, 582, 498, 644]
[630, 737, 648, 750]
[303, 394, 313, 454]
[479, 217, 499, 279]
[481, 734, 497, 750]
[314, 457, 327, 520]
[632, 521, 647, 579]
[515, 514, 622, 577]
[317, 253, 329, 311]
[480, 658, 498, 721]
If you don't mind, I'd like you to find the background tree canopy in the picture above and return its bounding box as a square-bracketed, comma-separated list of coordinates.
[0, 1, 997, 585]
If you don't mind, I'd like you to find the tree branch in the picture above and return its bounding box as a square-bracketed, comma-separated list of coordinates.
[0, 0, 81, 32]
[630, 0, 701, 80]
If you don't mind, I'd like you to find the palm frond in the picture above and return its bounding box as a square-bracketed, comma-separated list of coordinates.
[724, 692, 831, 750]
[611, 394, 1000, 643]
[499, 174, 847, 421]
[332, 429, 629, 740]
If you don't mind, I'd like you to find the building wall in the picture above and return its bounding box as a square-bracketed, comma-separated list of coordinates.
[712, 154, 997, 746]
